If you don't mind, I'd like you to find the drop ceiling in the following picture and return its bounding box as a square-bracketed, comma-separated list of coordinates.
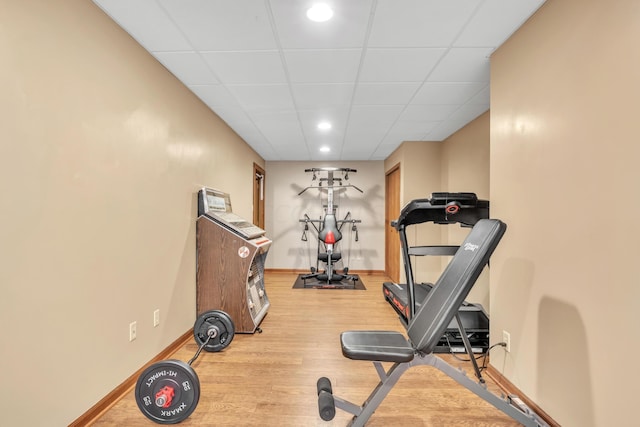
[92, 0, 545, 161]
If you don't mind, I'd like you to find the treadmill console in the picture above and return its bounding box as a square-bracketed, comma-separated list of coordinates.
[395, 192, 489, 229]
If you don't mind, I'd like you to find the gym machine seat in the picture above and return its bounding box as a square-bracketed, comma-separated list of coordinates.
[316, 219, 549, 427]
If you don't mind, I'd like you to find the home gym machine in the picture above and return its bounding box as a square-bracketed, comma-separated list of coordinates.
[316, 220, 549, 427]
[135, 310, 235, 424]
[383, 192, 490, 353]
[298, 167, 362, 288]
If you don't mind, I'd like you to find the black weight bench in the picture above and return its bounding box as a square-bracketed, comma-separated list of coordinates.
[316, 219, 548, 427]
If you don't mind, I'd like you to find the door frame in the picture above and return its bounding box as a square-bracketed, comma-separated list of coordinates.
[385, 164, 401, 282]
[253, 163, 265, 229]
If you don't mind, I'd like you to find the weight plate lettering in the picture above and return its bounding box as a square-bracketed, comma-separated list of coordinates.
[135, 360, 200, 424]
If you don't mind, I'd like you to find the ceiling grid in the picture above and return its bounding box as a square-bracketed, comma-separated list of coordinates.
[92, 0, 546, 161]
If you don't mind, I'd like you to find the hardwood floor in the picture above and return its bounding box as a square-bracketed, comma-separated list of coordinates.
[92, 272, 520, 426]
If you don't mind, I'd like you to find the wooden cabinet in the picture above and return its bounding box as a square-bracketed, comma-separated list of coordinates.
[196, 216, 270, 333]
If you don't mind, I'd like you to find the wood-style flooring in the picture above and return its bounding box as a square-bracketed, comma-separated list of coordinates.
[92, 272, 520, 426]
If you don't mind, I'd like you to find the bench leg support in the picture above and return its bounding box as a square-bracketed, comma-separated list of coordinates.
[325, 354, 549, 427]
[330, 362, 410, 427]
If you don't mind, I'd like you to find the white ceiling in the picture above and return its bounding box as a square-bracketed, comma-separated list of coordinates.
[92, 0, 545, 161]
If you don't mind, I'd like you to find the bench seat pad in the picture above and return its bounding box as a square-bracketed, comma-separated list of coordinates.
[318, 252, 342, 262]
[341, 331, 415, 363]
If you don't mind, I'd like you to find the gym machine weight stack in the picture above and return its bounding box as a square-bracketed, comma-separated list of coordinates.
[134, 310, 235, 424]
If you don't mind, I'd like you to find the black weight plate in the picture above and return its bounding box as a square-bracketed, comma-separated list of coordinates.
[135, 359, 200, 424]
[193, 310, 235, 352]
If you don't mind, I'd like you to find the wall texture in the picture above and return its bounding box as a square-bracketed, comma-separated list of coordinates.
[0, 1, 263, 425]
[490, 0, 640, 425]
[440, 112, 491, 307]
[264, 161, 385, 272]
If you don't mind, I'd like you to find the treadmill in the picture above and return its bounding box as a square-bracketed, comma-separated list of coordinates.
[383, 192, 491, 353]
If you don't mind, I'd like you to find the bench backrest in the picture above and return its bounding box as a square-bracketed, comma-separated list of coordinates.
[407, 218, 506, 354]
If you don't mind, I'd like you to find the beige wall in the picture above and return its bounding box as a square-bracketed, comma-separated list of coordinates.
[384, 115, 491, 307]
[384, 141, 442, 285]
[264, 161, 385, 272]
[441, 111, 490, 198]
[441, 112, 491, 307]
[0, 1, 263, 425]
[490, 0, 639, 425]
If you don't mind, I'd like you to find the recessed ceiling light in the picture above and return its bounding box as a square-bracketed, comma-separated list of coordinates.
[319, 146, 331, 153]
[307, 3, 334, 22]
[317, 121, 332, 131]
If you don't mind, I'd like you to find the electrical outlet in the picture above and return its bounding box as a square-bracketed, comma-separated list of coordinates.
[129, 321, 137, 342]
[502, 330, 511, 352]
[153, 309, 160, 327]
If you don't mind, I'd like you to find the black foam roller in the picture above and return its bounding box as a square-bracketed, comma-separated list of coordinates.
[318, 391, 336, 421]
[317, 377, 332, 395]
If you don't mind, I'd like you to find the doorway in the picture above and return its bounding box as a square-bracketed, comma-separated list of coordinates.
[253, 163, 265, 229]
[385, 164, 401, 282]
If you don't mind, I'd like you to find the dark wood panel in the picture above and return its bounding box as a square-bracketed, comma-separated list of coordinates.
[196, 216, 267, 333]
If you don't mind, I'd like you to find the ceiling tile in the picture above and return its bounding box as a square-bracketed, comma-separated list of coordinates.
[348, 105, 404, 129]
[226, 84, 294, 110]
[411, 82, 487, 105]
[277, 150, 311, 161]
[397, 105, 460, 122]
[298, 107, 350, 134]
[93, 0, 193, 51]
[250, 110, 306, 145]
[381, 130, 428, 146]
[468, 85, 490, 104]
[291, 83, 354, 107]
[303, 132, 346, 148]
[306, 143, 345, 161]
[428, 48, 493, 82]
[189, 85, 239, 107]
[201, 51, 287, 84]
[209, 106, 253, 128]
[353, 83, 421, 105]
[359, 48, 446, 82]
[340, 149, 376, 161]
[344, 128, 388, 147]
[371, 144, 400, 160]
[158, 0, 277, 50]
[247, 108, 298, 124]
[284, 50, 362, 83]
[234, 126, 270, 147]
[234, 129, 280, 160]
[153, 52, 218, 85]
[92, 0, 545, 161]
[368, 0, 478, 47]
[388, 120, 441, 136]
[270, 0, 373, 49]
[455, 0, 546, 47]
